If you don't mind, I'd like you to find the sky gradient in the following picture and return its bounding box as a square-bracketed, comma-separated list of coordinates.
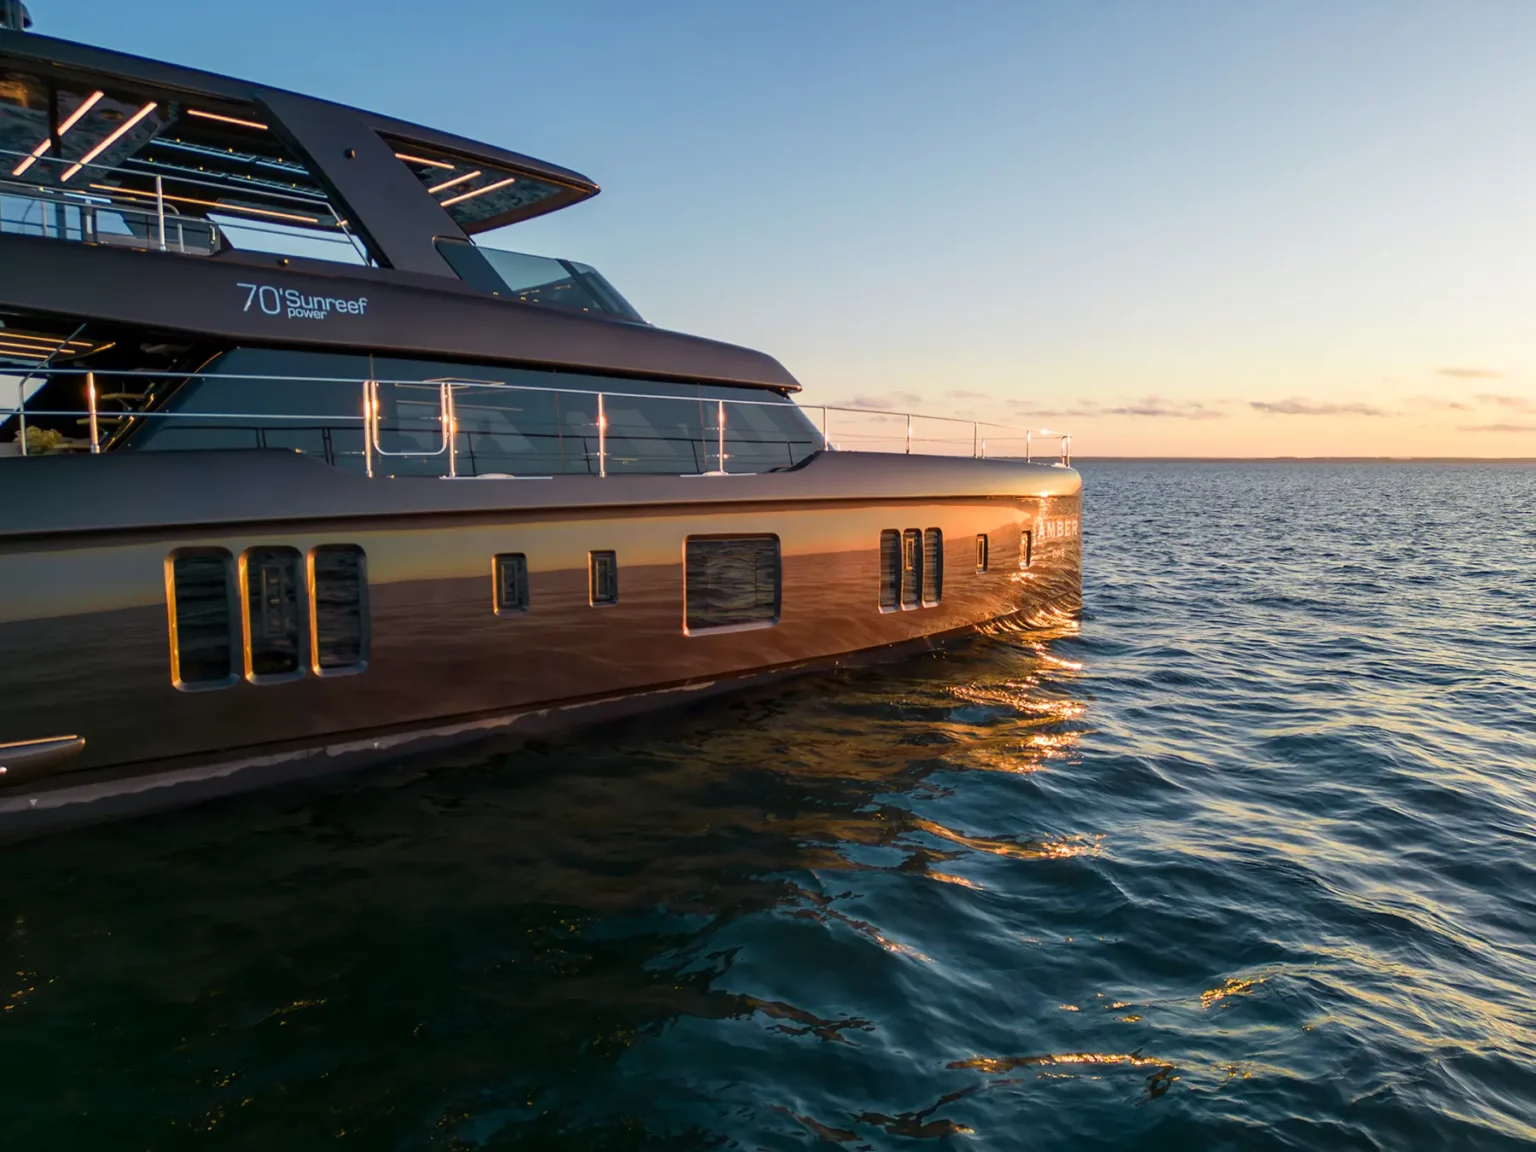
[33, 0, 1536, 456]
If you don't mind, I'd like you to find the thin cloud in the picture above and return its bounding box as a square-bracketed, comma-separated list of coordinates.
[1251, 398, 1390, 417]
[833, 391, 924, 412]
[1438, 367, 1503, 379]
[1007, 396, 1227, 420]
[1459, 422, 1536, 433]
[1475, 394, 1536, 413]
[947, 389, 992, 400]
[1408, 395, 1471, 411]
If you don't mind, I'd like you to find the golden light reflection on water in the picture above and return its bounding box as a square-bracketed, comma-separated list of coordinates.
[910, 817, 1104, 862]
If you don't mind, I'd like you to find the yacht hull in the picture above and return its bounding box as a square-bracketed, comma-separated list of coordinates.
[0, 449, 1081, 836]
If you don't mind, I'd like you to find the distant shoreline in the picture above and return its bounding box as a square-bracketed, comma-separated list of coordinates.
[1071, 456, 1536, 463]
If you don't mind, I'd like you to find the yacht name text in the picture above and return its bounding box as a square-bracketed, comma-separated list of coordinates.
[237, 282, 369, 321]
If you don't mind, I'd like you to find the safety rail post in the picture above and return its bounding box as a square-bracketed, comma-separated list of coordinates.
[597, 392, 607, 478]
[443, 383, 457, 478]
[906, 413, 912, 455]
[15, 377, 25, 457]
[716, 398, 726, 472]
[1026, 430, 1032, 464]
[362, 379, 375, 478]
[820, 406, 829, 451]
[86, 372, 99, 454]
[155, 175, 166, 252]
[972, 421, 979, 458]
[1063, 435, 1071, 467]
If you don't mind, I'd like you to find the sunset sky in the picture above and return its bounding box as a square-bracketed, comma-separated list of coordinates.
[41, 0, 1536, 457]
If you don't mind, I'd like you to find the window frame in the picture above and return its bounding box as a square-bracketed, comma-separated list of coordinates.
[682, 534, 782, 636]
[240, 545, 308, 685]
[309, 544, 370, 677]
[589, 550, 619, 606]
[976, 533, 989, 573]
[492, 552, 530, 616]
[164, 547, 240, 692]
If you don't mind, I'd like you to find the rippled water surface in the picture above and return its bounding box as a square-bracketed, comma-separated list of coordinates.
[5, 462, 1536, 1150]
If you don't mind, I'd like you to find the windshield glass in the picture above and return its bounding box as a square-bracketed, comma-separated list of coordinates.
[474, 247, 644, 322]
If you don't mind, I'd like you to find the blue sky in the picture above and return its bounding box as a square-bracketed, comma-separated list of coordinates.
[31, 0, 1536, 455]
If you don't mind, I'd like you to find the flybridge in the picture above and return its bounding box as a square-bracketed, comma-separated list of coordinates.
[0, 27, 600, 277]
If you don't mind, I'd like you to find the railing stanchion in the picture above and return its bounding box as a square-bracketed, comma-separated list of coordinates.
[1026, 430, 1032, 464]
[981, 438, 986, 459]
[16, 377, 26, 457]
[155, 175, 166, 252]
[443, 383, 457, 478]
[820, 405, 829, 452]
[362, 379, 374, 479]
[906, 413, 912, 455]
[717, 398, 726, 472]
[87, 372, 99, 454]
[597, 392, 607, 478]
[973, 421, 979, 458]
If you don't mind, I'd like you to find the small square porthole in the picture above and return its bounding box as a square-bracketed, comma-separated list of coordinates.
[1021, 530, 1033, 570]
[589, 551, 618, 606]
[976, 534, 989, 573]
[901, 529, 922, 610]
[493, 553, 529, 615]
[922, 528, 943, 606]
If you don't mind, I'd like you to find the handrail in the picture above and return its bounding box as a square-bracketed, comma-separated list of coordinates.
[2, 368, 1071, 469]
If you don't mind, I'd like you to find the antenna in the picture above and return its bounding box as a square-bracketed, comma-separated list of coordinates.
[0, 0, 32, 30]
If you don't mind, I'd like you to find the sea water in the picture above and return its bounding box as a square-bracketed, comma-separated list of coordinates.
[2, 462, 1534, 1149]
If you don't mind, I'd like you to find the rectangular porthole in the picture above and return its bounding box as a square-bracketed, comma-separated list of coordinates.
[1021, 530, 1033, 570]
[922, 529, 943, 606]
[165, 548, 238, 690]
[685, 535, 780, 633]
[879, 529, 901, 611]
[976, 534, 989, 573]
[243, 546, 305, 682]
[901, 529, 922, 610]
[310, 545, 369, 674]
[589, 550, 618, 606]
[493, 553, 529, 615]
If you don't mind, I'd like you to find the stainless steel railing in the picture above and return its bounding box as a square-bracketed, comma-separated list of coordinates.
[2, 369, 1070, 470]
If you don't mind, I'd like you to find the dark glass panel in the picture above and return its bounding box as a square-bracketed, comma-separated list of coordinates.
[493, 553, 529, 615]
[923, 528, 943, 606]
[879, 530, 900, 610]
[976, 533, 989, 573]
[901, 529, 922, 610]
[169, 549, 235, 687]
[685, 536, 780, 631]
[244, 546, 303, 678]
[312, 545, 368, 672]
[589, 551, 618, 606]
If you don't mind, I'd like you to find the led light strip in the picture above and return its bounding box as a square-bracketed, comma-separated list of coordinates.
[62, 102, 159, 181]
[186, 108, 270, 131]
[11, 90, 105, 176]
[395, 151, 454, 170]
[90, 182, 322, 224]
[439, 175, 518, 208]
[428, 169, 481, 194]
[0, 333, 94, 350]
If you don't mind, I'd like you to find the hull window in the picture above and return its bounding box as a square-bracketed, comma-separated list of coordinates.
[976, 534, 989, 573]
[879, 530, 901, 611]
[166, 549, 238, 690]
[923, 529, 943, 606]
[901, 530, 922, 610]
[1021, 531, 1033, 570]
[493, 553, 529, 615]
[685, 536, 780, 633]
[243, 547, 305, 682]
[590, 551, 619, 606]
[311, 545, 370, 674]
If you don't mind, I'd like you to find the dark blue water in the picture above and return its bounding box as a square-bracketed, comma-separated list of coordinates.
[4, 462, 1535, 1150]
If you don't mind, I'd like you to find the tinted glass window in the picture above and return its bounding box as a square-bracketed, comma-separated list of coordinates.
[590, 551, 618, 605]
[493, 553, 529, 614]
[168, 549, 236, 688]
[312, 545, 368, 672]
[879, 530, 900, 610]
[923, 529, 943, 606]
[976, 534, 989, 573]
[244, 546, 304, 679]
[901, 529, 922, 610]
[685, 536, 780, 631]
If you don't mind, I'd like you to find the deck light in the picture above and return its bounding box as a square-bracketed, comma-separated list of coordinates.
[11, 89, 105, 176]
[186, 109, 269, 131]
[88, 183, 321, 224]
[428, 169, 481, 194]
[395, 152, 454, 170]
[61, 101, 158, 181]
[439, 176, 517, 207]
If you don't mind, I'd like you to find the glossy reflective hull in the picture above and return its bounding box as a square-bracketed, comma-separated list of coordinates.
[0, 450, 1081, 834]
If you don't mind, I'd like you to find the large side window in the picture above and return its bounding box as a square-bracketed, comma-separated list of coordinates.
[685, 536, 780, 632]
[311, 545, 369, 674]
[243, 546, 305, 682]
[166, 549, 238, 690]
[879, 530, 901, 611]
[922, 529, 943, 606]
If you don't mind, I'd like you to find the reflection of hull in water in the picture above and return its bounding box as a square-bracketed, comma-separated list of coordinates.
[0, 449, 1081, 836]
